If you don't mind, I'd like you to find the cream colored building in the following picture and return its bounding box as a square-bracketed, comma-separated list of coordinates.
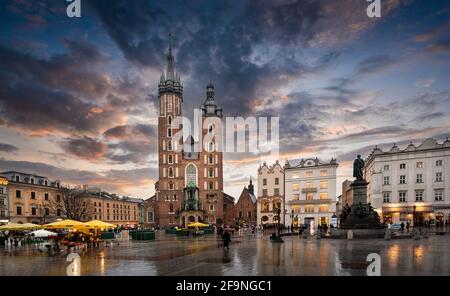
[257, 161, 284, 226]
[364, 138, 450, 225]
[0, 176, 9, 223]
[1, 171, 63, 224]
[284, 158, 338, 228]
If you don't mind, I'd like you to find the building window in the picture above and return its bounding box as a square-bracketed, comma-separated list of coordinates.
[305, 206, 314, 213]
[15, 176, 19, 182]
[383, 176, 390, 185]
[292, 183, 300, 191]
[400, 163, 406, 169]
[169, 182, 174, 190]
[415, 191, 423, 202]
[434, 191, 443, 201]
[383, 193, 390, 203]
[263, 179, 267, 186]
[262, 189, 268, 196]
[185, 164, 197, 186]
[292, 194, 300, 200]
[168, 140, 173, 151]
[319, 205, 328, 213]
[31, 207, 36, 216]
[209, 181, 214, 190]
[147, 210, 154, 222]
[416, 162, 423, 168]
[416, 174, 423, 183]
[44, 193, 49, 201]
[306, 171, 313, 178]
[169, 203, 174, 213]
[292, 173, 299, 179]
[399, 192, 406, 202]
[320, 170, 327, 176]
[274, 188, 280, 196]
[44, 208, 50, 216]
[30, 178, 34, 184]
[168, 95, 173, 112]
[16, 190, 21, 198]
[168, 115, 172, 125]
[320, 181, 327, 189]
[306, 193, 313, 201]
[210, 205, 215, 211]
[436, 172, 443, 182]
[56, 195, 60, 202]
[436, 160, 442, 167]
[168, 154, 173, 164]
[209, 154, 213, 164]
[383, 165, 389, 171]
[306, 182, 313, 189]
[209, 168, 214, 178]
[57, 209, 61, 216]
[16, 206, 22, 215]
[167, 128, 172, 138]
[320, 192, 328, 200]
[168, 167, 174, 178]
[31, 192, 36, 200]
[0, 188, 3, 194]
[399, 175, 406, 184]
[275, 178, 279, 185]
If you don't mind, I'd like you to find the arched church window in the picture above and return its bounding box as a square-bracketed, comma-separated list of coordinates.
[209, 142, 214, 152]
[185, 164, 197, 187]
[168, 95, 173, 112]
[168, 154, 173, 164]
[169, 203, 174, 213]
[209, 154, 213, 164]
[168, 115, 172, 125]
[167, 128, 172, 138]
[168, 167, 174, 178]
[168, 140, 172, 151]
[209, 181, 214, 190]
[209, 168, 214, 178]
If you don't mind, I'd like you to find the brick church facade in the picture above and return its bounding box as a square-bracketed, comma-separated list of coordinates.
[147, 37, 227, 227]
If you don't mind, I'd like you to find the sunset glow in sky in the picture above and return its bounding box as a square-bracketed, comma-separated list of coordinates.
[0, 0, 449, 199]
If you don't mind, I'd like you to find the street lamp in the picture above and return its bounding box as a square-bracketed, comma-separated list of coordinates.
[290, 209, 294, 232]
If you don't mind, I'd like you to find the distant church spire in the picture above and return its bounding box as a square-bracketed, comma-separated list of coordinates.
[166, 33, 175, 81]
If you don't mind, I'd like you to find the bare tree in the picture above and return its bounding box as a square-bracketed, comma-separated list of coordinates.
[51, 188, 91, 221]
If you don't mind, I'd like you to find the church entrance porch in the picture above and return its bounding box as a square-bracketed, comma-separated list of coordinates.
[180, 211, 204, 227]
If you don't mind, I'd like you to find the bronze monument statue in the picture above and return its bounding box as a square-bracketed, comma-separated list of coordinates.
[353, 154, 365, 181]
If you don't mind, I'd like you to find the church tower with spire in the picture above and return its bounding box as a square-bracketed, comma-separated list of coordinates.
[154, 35, 226, 227]
[156, 34, 184, 225]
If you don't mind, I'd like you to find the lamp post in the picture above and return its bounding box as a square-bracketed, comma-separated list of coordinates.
[290, 209, 294, 232]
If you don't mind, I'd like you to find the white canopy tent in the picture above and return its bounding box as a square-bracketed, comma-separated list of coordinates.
[29, 229, 57, 238]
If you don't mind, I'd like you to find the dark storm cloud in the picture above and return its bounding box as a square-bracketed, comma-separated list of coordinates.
[60, 136, 108, 160]
[104, 124, 156, 140]
[87, 0, 353, 116]
[0, 143, 19, 153]
[0, 158, 158, 195]
[0, 41, 124, 135]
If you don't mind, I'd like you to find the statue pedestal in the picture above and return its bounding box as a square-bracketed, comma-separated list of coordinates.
[331, 180, 384, 238]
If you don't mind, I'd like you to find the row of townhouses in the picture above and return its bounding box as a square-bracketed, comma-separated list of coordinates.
[0, 171, 145, 226]
[257, 138, 450, 228]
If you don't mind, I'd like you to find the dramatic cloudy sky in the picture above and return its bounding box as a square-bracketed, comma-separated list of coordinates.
[0, 0, 449, 199]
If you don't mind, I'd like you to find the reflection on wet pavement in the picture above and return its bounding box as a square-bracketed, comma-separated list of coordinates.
[0, 233, 449, 276]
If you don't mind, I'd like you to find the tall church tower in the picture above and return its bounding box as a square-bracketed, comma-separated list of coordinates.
[157, 34, 184, 225]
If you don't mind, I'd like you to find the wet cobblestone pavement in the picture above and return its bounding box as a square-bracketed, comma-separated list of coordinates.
[1, 232, 449, 276]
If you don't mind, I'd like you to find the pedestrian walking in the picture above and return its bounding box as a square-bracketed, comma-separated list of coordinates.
[406, 221, 410, 232]
[222, 230, 231, 250]
[400, 222, 405, 232]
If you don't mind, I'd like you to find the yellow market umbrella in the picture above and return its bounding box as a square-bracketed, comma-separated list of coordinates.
[187, 222, 209, 228]
[82, 220, 116, 229]
[0, 223, 41, 230]
[44, 219, 84, 229]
